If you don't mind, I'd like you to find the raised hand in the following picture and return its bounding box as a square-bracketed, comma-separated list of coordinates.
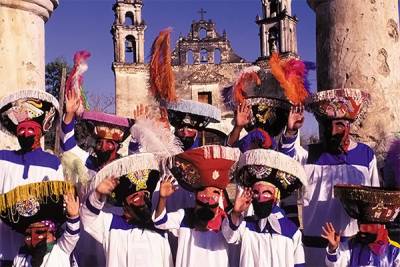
[132, 104, 151, 120]
[65, 89, 81, 115]
[64, 193, 80, 218]
[96, 176, 119, 197]
[321, 222, 342, 253]
[159, 175, 177, 198]
[233, 187, 253, 215]
[286, 105, 305, 136]
[235, 103, 251, 128]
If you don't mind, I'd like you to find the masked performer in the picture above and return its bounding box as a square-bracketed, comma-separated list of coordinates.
[153, 145, 240, 267]
[0, 90, 61, 265]
[279, 88, 380, 266]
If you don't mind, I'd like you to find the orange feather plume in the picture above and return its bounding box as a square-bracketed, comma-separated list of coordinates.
[233, 71, 261, 105]
[269, 53, 309, 105]
[149, 27, 177, 103]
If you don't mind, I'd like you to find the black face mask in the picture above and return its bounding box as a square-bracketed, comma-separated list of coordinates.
[194, 201, 218, 223]
[326, 133, 345, 154]
[355, 232, 378, 245]
[18, 135, 35, 152]
[95, 150, 113, 165]
[27, 240, 48, 267]
[252, 199, 274, 219]
[125, 199, 152, 227]
[178, 136, 196, 151]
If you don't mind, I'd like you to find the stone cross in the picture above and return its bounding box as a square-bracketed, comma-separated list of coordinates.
[198, 8, 207, 21]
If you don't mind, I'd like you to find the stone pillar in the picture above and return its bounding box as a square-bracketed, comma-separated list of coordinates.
[0, 0, 58, 97]
[0, 0, 58, 149]
[308, 0, 400, 159]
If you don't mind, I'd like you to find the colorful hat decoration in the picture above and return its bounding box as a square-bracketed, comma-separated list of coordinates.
[165, 99, 221, 130]
[0, 90, 60, 135]
[65, 50, 91, 116]
[236, 149, 306, 198]
[306, 88, 371, 123]
[78, 111, 132, 143]
[0, 181, 75, 233]
[129, 117, 183, 156]
[149, 27, 177, 103]
[93, 153, 160, 206]
[169, 145, 241, 191]
[334, 184, 400, 223]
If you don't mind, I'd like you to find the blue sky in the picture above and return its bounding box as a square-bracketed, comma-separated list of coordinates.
[45, 0, 318, 136]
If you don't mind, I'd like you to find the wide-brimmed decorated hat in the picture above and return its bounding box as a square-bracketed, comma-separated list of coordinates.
[0, 180, 75, 234]
[222, 53, 310, 135]
[93, 153, 161, 206]
[169, 145, 240, 191]
[236, 149, 306, 198]
[164, 99, 221, 130]
[76, 111, 133, 144]
[334, 184, 400, 223]
[0, 90, 60, 135]
[306, 88, 371, 124]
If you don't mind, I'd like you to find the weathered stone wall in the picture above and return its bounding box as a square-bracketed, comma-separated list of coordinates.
[114, 63, 153, 117]
[308, 0, 400, 161]
[0, 0, 58, 149]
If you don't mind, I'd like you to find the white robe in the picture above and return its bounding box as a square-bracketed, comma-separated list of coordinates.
[279, 132, 380, 266]
[153, 207, 231, 267]
[81, 192, 173, 267]
[0, 148, 63, 262]
[221, 205, 305, 267]
[12, 216, 80, 267]
[325, 240, 400, 267]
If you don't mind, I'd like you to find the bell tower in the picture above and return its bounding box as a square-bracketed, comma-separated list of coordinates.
[256, 0, 298, 60]
[112, 0, 149, 117]
[112, 0, 146, 64]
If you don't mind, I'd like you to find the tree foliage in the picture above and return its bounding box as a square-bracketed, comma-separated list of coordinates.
[45, 57, 71, 99]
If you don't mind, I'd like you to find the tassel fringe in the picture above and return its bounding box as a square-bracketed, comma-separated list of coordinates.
[0, 181, 75, 213]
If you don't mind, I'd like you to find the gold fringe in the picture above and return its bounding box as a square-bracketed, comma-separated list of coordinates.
[0, 181, 75, 213]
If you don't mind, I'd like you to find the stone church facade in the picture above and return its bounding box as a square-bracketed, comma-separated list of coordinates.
[111, 0, 299, 139]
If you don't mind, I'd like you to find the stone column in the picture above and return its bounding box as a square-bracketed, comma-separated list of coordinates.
[0, 0, 58, 97]
[308, 0, 400, 159]
[0, 0, 58, 149]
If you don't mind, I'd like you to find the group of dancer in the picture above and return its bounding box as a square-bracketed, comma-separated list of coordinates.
[1, 29, 400, 267]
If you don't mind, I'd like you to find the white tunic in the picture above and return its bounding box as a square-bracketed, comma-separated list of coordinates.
[0, 148, 63, 262]
[279, 132, 380, 266]
[81, 192, 173, 267]
[12, 216, 80, 267]
[221, 205, 305, 267]
[153, 208, 231, 267]
[325, 240, 400, 267]
[279, 133, 379, 237]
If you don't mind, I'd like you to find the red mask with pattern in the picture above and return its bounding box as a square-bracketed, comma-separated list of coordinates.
[16, 121, 42, 152]
[94, 138, 119, 166]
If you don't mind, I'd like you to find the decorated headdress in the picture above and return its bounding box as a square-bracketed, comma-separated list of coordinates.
[236, 149, 306, 198]
[306, 88, 371, 124]
[334, 184, 400, 223]
[93, 153, 160, 206]
[165, 99, 221, 130]
[169, 145, 240, 191]
[65, 50, 91, 116]
[222, 53, 310, 135]
[76, 111, 132, 145]
[0, 90, 60, 136]
[0, 181, 75, 233]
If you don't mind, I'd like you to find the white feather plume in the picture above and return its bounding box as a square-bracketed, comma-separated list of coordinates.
[130, 118, 183, 157]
